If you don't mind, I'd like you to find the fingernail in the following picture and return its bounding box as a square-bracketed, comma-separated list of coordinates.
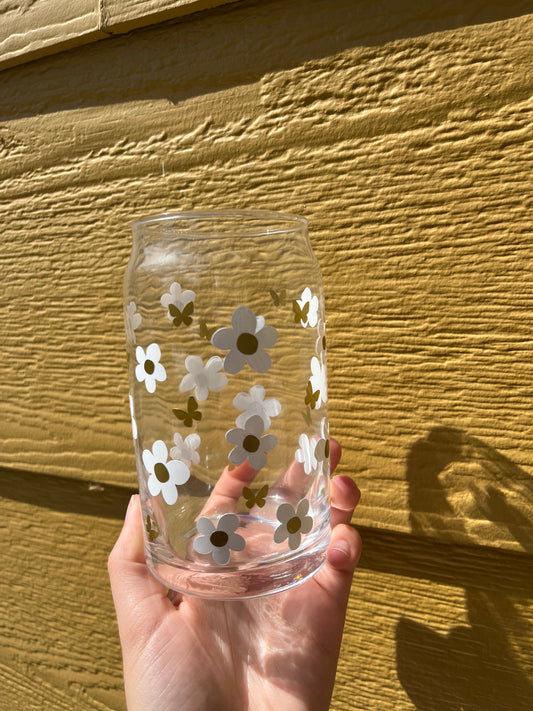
[327, 540, 351, 568]
[125, 494, 136, 520]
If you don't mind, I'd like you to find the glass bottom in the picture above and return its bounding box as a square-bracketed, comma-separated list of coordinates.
[145, 528, 330, 599]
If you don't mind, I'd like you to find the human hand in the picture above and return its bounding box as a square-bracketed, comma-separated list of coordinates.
[108, 440, 361, 711]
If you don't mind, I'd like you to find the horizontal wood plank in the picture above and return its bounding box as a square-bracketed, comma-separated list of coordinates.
[0, 0, 105, 70]
[1, 489, 531, 710]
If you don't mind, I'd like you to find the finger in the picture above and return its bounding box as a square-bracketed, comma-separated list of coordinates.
[314, 522, 362, 604]
[330, 474, 360, 528]
[108, 495, 175, 653]
[329, 437, 341, 473]
[199, 459, 258, 515]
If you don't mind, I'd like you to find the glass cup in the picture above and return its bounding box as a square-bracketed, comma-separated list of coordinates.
[124, 210, 330, 598]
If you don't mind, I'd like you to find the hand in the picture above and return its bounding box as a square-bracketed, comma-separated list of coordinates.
[108, 440, 361, 711]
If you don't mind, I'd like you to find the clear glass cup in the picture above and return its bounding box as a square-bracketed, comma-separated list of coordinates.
[124, 210, 330, 598]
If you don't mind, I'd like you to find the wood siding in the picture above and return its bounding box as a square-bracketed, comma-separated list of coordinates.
[1, 0, 532, 708]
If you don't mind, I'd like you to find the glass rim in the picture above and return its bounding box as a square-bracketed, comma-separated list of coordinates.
[131, 209, 308, 236]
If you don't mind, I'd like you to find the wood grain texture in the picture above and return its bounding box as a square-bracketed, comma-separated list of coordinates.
[103, 0, 239, 34]
[1, 486, 531, 710]
[1, 0, 531, 553]
[0, 0, 105, 70]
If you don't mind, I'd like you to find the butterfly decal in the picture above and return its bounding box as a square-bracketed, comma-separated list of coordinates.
[242, 484, 269, 509]
[292, 300, 309, 325]
[173, 396, 202, 427]
[302, 406, 313, 426]
[145, 515, 159, 542]
[304, 381, 320, 410]
[270, 288, 286, 307]
[199, 319, 217, 342]
[168, 301, 194, 328]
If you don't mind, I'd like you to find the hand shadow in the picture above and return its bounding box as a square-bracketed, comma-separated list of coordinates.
[396, 427, 533, 710]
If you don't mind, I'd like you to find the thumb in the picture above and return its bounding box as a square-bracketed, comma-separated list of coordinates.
[108, 495, 173, 652]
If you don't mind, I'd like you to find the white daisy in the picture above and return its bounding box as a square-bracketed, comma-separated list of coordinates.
[142, 440, 190, 505]
[193, 513, 245, 565]
[160, 282, 196, 320]
[295, 287, 319, 328]
[129, 393, 137, 440]
[309, 356, 327, 409]
[315, 319, 327, 360]
[233, 385, 281, 429]
[211, 306, 277, 374]
[295, 433, 318, 475]
[315, 418, 330, 473]
[170, 432, 201, 467]
[274, 499, 313, 551]
[179, 355, 227, 402]
[125, 301, 142, 343]
[135, 343, 167, 393]
[225, 415, 277, 471]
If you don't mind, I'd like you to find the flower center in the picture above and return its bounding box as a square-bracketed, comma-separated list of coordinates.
[243, 434, 260, 453]
[287, 516, 302, 534]
[236, 332, 258, 355]
[322, 335, 327, 351]
[144, 359, 155, 375]
[154, 462, 170, 483]
[210, 530, 229, 548]
[325, 439, 330, 458]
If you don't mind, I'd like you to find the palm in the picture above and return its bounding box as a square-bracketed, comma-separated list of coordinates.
[128, 570, 346, 711]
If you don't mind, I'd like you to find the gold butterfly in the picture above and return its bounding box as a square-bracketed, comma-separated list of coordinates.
[292, 300, 309, 325]
[302, 406, 313, 426]
[199, 319, 217, 342]
[168, 301, 194, 327]
[173, 396, 202, 427]
[270, 288, 286, 307]
[145, 515, 159, 542]
[304, 381, 320, 410]
[242, 484, 269, 509]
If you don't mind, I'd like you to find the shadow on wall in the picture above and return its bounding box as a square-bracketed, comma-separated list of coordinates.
[396, 427, 533, 710]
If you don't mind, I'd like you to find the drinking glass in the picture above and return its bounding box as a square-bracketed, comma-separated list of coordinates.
[124, 210, 330, 598]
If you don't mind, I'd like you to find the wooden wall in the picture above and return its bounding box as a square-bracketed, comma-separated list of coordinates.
[1, 0, 532, 708]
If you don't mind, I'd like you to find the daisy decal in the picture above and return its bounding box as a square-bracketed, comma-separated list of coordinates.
[125, 301, 142, 343]
[309, 356, 327, 409]
[135, 343, 167, 393]
[179, 355, 228, 402]
[161, 282, 196, 327]
[129, 393, 138, 439]
[315, 319, 327, 360]
[211, 306, 278, 374]
[293, 287, 319, 328]
[225, 415, 277, 470]
[274, 499, 313, 551]
[193, 513, 245, 565]
[295, 433, 318, 475]
[170, 432, 201, 467]
[142, 440, 190, 505]
[233, 385, 281, 429]
[315, 418, 330, 473]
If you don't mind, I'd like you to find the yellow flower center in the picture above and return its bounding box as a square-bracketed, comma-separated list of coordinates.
[237, 332, 258, 355]
[154, 462, 170, 483]
[210, 530, 229, 548]
[144, 359, 155, 375]
[243, 434, 260, 453]
[287, 516, 302, 534]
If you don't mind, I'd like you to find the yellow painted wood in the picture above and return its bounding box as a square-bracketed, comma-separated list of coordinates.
[1, 2, 531, 553]
[0, 0, 105, 70]
[0, 0, 239, 70]
[1, 485, 531, 710]
[103, 0, 240, 35]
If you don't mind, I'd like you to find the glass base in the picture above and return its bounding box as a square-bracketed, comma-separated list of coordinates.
[146, 530, 330, 600]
